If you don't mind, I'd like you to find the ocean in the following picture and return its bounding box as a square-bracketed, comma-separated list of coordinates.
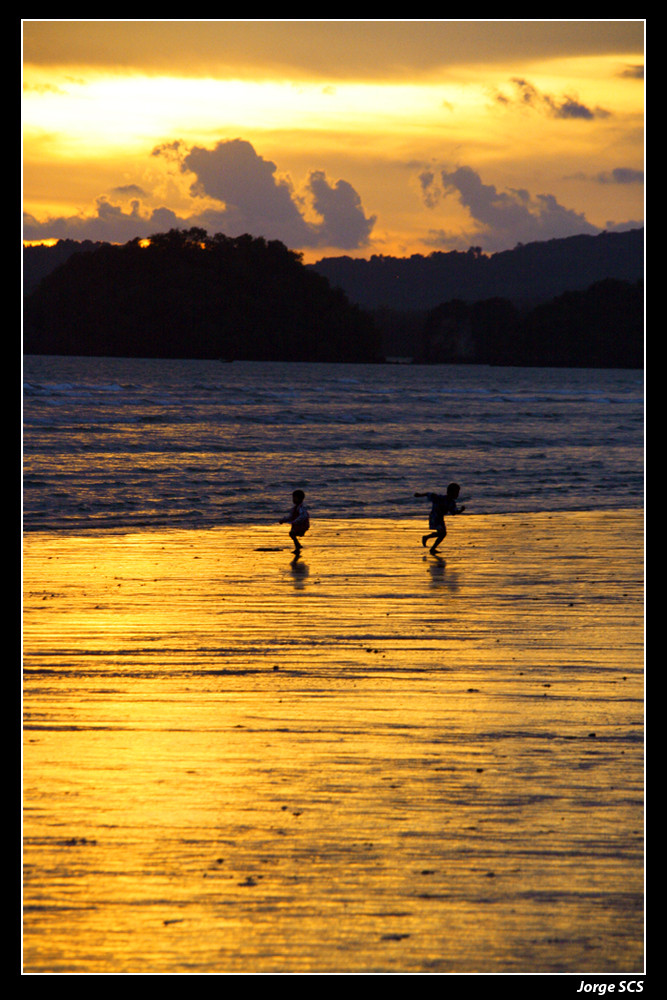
[23, 356, 644, 533]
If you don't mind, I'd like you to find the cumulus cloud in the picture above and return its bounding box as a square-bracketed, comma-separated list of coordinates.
[22, 197, 182, 244]
[23, 197, 184, 243]
[420, 164, 607, 252]
[179, 139, 375, 250]
[23, 138, 376, 252]
[307, 170, 376, 249]
[181, 139, 310, 245]
[495, 77, 611, 120]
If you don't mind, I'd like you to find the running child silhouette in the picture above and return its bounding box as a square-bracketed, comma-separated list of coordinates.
[280, 490, 310, 552]
[414, 483, 466, 554]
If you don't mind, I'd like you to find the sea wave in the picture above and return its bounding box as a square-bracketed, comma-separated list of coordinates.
[23, 357, 644, 532]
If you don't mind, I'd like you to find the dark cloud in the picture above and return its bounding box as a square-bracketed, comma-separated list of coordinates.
[619, 64, 644, 79]
[418, 169, 440, 209]
[420, 164, 610, 252]
[23, 138, 376, 251]
[111, 183, 149, 198]
[496, 78, 611, 120]
[182, 139, 312, 247]
[23, 197, 181, 244]
[307, 170, 376, 249]
[23, 197, 181, 243]
[596, 167, 644, 185]
[180, 140, 375, 249]
[23, 21, 645, 81]
[564, 167, 644, 186]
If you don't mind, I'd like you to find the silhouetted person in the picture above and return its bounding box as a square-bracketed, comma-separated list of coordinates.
[280, 490, 310, 553]
[414, 483, 466, 554]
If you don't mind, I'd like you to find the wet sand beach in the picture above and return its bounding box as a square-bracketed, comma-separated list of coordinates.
[22, 510, 644, 975]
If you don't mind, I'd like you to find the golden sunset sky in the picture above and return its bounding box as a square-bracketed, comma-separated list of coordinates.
[22, 19, 645, 262]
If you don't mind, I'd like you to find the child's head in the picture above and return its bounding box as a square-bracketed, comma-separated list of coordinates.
[446, 482, 460, 498]
[292, 489, 305, 504]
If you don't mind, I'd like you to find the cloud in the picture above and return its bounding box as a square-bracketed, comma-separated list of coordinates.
[619, 64, 644, 80]
[110, 183, 149, 199]
[564, 167, 644, 186]
[495, 78, 611, 120]
[181, 139, 311, 246]
[23, 138, 376, 251]
[596, 167, 644, 185]
[22, 198, 183, 244]
[420, 164, 606, 251]
[179, 139, 375, 249]
[307, 170, 376, 249]
[418, 169, 440, 209]
[23, 21, 645, 82]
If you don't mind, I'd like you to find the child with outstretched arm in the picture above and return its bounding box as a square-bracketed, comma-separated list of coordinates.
[414, 482, 466, 554]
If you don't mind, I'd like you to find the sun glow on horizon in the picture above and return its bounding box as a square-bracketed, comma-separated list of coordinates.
[22, 70, 500, 153]
[22, 23, 644, 258]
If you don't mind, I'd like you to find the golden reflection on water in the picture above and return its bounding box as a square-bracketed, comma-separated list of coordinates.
[23, 512, 644, 974]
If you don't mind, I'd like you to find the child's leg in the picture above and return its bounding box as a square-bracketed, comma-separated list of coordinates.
[429, 527, 446, 553]
[422, 523, 446, 549]
[289, 526, 302, 550]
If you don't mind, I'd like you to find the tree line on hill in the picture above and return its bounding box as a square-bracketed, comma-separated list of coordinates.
[415, 279, 643, 367]
[310, 228, 644, 312]
[23, 227, 644, 367]
[23, 228, 382, 363]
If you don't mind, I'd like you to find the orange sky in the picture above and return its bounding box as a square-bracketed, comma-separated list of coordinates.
[22, 20, 644, 261]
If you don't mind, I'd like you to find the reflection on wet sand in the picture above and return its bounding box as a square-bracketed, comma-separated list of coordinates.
[23, 512, 644, 974]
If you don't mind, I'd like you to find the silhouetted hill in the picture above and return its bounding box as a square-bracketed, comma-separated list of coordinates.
[23, 239, 112, 296]
[24, 228, 644, 309]
[23, 228, 644, 367]
[417, 279, 643, 368]
[23, 228, 382, 362]
[309, 229, 644, 311]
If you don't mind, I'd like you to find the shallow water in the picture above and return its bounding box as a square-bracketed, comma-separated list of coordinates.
[23, 358, 644, 532]
[23, 511, 644, 974]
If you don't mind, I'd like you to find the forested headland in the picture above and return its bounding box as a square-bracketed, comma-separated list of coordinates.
[23, 228, 381, 363]
[23, 227, 644, 367]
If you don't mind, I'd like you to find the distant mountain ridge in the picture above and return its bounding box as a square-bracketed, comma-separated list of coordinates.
[23, 228, 643, 309]
[23, 239, 111, 297]
[308, 228, 644, 312]
[22, 228, 644, 367]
